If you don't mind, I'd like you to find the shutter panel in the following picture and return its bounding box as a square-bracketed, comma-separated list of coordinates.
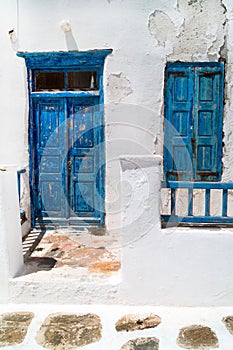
[193, 64, 224, 181]
[164, 65, 193, 180]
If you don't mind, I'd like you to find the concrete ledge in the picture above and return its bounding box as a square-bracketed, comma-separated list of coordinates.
[120, 155, 162, 170]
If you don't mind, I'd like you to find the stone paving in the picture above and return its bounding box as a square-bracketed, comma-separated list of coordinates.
[22, 228, 121, 276]
[0, 305, 233, 349]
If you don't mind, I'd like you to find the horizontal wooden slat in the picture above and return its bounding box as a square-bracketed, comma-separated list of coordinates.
[161, 181, 233, 189]
[161, 181, 233, 226]
[162, 215, 233, 223]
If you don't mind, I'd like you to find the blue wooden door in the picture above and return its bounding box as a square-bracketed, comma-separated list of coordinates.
[33, 96, 104, 226]
[164, 62, 224, 181]
[67, 98, 104, 224]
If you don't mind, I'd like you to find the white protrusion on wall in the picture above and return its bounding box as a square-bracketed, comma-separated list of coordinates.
[59, 19, 78, 51]
[60, 20, 71, 33]
[120, 155, 162, 304]
[0, 166, 24, 295]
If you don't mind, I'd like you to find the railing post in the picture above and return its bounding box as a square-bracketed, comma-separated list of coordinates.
[205, 188, 211, 216]
[171, 188, 176, 215]
[188, 188, 193, 216]
[222, 189, 228, 217]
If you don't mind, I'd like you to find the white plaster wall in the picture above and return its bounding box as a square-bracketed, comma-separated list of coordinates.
[0, 166, 24, 302]
[120, 155, 233, 306]
[0, 0, 233, 224]
[0, 0, 231, 227]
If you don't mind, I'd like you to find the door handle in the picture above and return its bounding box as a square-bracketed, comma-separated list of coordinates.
[67, 160, 72, 171]
[191, 138, 196, 150]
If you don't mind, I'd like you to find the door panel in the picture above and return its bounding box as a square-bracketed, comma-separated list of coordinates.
[33, 98, 67, 219]
[68, 98, 104, 223]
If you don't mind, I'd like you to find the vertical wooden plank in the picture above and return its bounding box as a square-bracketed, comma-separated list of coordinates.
[171, 188, 176, 216]
[222, 189, 228, 217]
[205, 188, 210, 216]
[194, 64, 224, 181]
[188, 188, 193, 216]
[164, 65, 193, 181]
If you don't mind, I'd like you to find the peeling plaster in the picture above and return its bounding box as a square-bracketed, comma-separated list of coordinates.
[148, 10, 177, 47]
[107, 73, 133, 103]
[148, 0, 226, 61]
[171, 0, 226, 61]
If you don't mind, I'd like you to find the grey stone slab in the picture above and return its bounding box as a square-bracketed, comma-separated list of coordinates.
[36, 313, 102, 349]
[120, 337, 159, 350]
[222, 315, 233, 335]
[177, 324, 219, 349]
[115, 313, 161, 332]
[0, 312, 34, 346]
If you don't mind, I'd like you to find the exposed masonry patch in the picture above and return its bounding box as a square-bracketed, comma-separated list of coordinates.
[120, 337, 160, 350]
[176, 324, 219, 349]
[107, 73, 133, 103]
[115, 313, 161, 332]
[36, 313, 102, 350]
[0, 312, 34, 347]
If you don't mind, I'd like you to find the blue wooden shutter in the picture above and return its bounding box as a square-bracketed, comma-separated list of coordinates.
[164, 64, 193, 180]
[193, 65, 224, 181]
[164, 62, 224, 181]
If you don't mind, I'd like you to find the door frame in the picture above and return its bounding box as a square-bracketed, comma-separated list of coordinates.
[17, 50, 112, 227]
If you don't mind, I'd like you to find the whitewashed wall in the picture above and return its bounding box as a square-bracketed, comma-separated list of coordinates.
[0, 0, 231, 229]
[1, 0, 233, 305]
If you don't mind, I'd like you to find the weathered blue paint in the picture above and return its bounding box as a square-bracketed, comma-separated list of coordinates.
[164, 62, 224, 181]
[162, 181, 233, 189]
[17, 50, 112, 227]
[222, 189, 228, 217]
[161, 181, 233, 226]
[205, 188, 210, 216]
[17, 50, 112, 69]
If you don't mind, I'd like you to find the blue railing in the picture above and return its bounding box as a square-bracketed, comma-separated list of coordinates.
[161, 181, 233, 226]
[17, 169, 26, 221]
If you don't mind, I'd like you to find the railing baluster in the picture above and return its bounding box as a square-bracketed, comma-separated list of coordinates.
[171, 188, 176, 216]
[161, 181, 233, 226]
[188, 188, 193, 216]
[222, 189, 228, 217]
[205, 188, 210, 216]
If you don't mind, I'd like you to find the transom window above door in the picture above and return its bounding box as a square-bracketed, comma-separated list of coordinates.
[34, 70, 98, 91]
